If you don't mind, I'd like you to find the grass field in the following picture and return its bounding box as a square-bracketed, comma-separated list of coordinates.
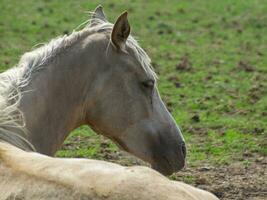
[0, 1, 266, 199]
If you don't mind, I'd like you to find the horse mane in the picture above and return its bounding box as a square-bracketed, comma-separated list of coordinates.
[0, 13, 156, 151]
[0, 70, 35, 151]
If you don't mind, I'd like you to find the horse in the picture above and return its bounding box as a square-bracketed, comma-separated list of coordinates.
[0, 141, 219, 200]
[0, 5, 185, 176]
[0, 5, 219, 200]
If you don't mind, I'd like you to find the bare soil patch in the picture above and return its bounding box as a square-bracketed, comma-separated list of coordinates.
[174, 160, 267, 200]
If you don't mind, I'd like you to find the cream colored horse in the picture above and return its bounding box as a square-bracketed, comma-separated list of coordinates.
[0, 142, 218, 200]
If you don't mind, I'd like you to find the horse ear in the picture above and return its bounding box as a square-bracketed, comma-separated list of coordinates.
[91, 5, 107, 26]
[111, 11, 131, 52]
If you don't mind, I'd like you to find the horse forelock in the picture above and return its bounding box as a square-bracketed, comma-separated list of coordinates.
[90, 20, 157, 80]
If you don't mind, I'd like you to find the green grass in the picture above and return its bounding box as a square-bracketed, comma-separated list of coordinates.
[56, 126, 118, 159]
[0, 0, 266, 167]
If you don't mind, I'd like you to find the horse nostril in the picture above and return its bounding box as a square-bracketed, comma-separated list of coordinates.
[181, 142, 186, 159]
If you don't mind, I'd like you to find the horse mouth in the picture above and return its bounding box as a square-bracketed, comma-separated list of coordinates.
[151, 155, 185, 176]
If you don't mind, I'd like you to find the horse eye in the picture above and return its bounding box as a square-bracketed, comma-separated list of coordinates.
[142, 80, 154, 89]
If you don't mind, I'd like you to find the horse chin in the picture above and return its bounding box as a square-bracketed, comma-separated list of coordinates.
[151, 157, 185, 176]
[151, 163, 174, 176]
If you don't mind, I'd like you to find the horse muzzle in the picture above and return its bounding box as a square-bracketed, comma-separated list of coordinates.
[151, 141, 186, 176]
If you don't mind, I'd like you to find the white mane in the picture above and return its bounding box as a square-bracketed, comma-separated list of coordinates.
[0, 16, 156, 137]
[0, 30, 91, 133]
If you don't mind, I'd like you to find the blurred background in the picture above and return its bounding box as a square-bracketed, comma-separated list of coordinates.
[0, 1, 266, 199]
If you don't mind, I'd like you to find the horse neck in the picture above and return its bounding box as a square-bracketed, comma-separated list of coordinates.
[18, 36, 99, 155]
